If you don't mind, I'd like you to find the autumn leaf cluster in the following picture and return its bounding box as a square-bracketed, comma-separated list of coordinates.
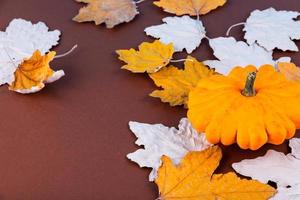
[111, 1, 300, 200]
[5, 1, 299, 199]
[0, 19, 67, 94]
[116, 2, 300, 150]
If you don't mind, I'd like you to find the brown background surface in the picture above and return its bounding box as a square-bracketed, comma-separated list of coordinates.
[0, 0, 300, 199]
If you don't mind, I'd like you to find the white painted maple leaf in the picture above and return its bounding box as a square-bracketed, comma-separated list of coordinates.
[244, 7, 300, 51]
[145, 16, 206, 54]
[204, 37, 290, 75]
[0, 18, 61, 85]
[127, 118, 212, 181]
[232, 138, 300, 200]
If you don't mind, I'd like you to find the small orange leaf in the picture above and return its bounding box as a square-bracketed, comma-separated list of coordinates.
[154, 0, 227, 16]
[278, 62, 300, 83]
[9, 50, 64, 94]
[156, 146, 276, 200]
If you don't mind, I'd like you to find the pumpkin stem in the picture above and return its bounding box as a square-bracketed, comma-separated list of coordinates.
[241, 72, 257, 97]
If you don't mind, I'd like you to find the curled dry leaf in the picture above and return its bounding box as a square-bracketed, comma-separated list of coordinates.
[145, 16, 206, 53]
[0, 18, 60, 85]
[204, 37, 291, 75]
[149, 56, 215, 107]
[127, 118, 211, 181]
[116, 40, 174, 73]
[233, 138, 300, 200]
[9, 50, 64, 94]
[277, 62, 300, 83]
[73, 0, 139, 28]
[244, 8, 300, 51]
[154, 0, 227, 16]
[156, 146, 275, 200]
[188, 65, 300, 150]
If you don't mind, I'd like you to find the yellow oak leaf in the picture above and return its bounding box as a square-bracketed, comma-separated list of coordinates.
[278, 62, 300, 83]
[155, 146, 276, 200]
[73, 0, 139, 28]
[149, 56, 215, 107]
[116, 40, 174, 73]
[154, 0, 226, 16]
[9, 50, 65, 94]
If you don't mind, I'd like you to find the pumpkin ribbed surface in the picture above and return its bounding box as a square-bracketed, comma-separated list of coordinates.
[188, 65, 300, 150]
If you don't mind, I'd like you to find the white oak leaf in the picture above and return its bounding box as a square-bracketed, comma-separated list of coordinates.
[204, 37, 290, 75]
[271, 186, 300, 200]
[0, 18, 61, 85]
[127, 118, 212, 181]
[290, 138, 300, 159]
[145, 16, 206, 53]
[244, 8, 300, 51]
[232, 138, 300, 200]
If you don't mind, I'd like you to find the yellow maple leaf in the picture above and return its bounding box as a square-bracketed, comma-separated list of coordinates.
[278, 62, 300, 83]
[9, 50, 64, 94]
[73, 0, 139, 28]
[154, 0, 227, 16]
[116, 40, 174, 73]
[149, 56, 215, 107]
[156, 146, 276, 200]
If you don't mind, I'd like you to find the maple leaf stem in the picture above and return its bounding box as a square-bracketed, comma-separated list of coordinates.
[170, 59, 194, 63]
[196, 11, 200, 21]
[226, 22, 246, 36]
[135, 0, 146, 4]
[241, 72, 257, 97]
[204, 35, 211, 40]
[54, 45, 78, 59]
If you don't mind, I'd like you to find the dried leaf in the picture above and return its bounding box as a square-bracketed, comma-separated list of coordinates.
[145, 16, 206, 53]
[154, 0, 226, 16]
[0, 18, 60, 85]
[116, 40, 174, 73]
[149, 56, 215, 107]
[156, 146, 275, 200]
[278, 62, 300, 83]
[127, 118, 211, 181]
[9, 50, 64, 94]
[73, 0, 139, 28]
[204, 37, 291, 75]
[244, 8, 300, 51]
[233, 138, 300, 200]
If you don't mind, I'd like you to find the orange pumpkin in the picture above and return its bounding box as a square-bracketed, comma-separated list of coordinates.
[188, 65, 300, 150]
